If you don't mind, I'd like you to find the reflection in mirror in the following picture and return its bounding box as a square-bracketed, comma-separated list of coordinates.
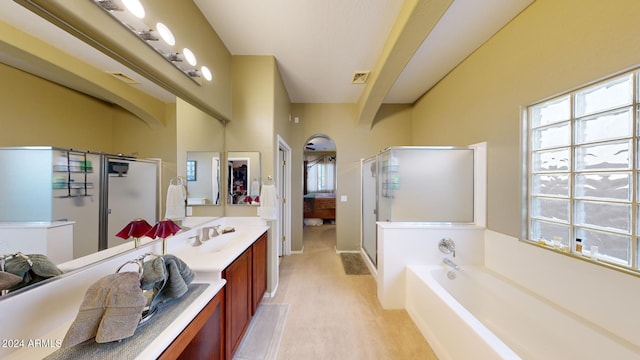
[227, 152, 261, 205]
[186, 151, 221, 206]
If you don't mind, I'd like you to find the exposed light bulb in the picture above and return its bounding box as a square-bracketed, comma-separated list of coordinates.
[156, 22, 175, 46]
[122, 0, 145, 18]
[201, 66, 213, 81]
[183, 48, 197, 66]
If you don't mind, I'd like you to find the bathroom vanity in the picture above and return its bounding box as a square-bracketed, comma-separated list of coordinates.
[0, 217, 270, 360]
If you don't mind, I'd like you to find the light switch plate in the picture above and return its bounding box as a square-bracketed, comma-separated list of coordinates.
[340, 195, 348, 202]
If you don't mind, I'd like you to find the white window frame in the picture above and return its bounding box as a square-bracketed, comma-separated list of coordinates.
[523, 67, 640, 274]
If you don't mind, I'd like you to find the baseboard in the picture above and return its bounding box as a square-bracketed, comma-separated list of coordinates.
[264, 282, 279, 298]
[360, 249, 378, 279]
[334, 247, 360, 254]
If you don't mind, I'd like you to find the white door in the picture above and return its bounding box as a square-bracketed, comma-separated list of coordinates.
[362, 157, 377, 266]
[278, 147, 286, 256]
[277, 135, 292, 257]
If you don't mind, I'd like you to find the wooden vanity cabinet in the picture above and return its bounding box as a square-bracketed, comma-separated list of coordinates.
[252, 231, 268, 314]
[224, 231, 268, 359]
[159, 287, 225, 360]
[223, 246, 253, 359]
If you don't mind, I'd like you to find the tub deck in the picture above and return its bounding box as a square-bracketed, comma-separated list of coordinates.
[406, 265, 640, 360]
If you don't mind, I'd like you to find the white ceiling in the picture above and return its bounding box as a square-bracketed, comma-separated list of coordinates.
[0, 0, 533, 106]
[195, 0, 533, 104]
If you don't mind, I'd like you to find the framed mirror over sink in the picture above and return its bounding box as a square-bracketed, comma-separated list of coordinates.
[227, 151, 260, 205]
[186, 151, 221, 206]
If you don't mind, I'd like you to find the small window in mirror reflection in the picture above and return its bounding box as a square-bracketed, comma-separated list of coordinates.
[186, 160, 197, 181]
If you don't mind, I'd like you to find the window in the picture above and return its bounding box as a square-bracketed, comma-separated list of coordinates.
[306, 155, 336, 193]
[525, 69, 640, 272]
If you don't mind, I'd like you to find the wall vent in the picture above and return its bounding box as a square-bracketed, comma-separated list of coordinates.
[108, 71, 139, 84]
[352, 71, 370, 84]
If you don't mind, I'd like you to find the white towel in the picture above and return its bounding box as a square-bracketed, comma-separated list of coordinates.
[165, 184, 186, 220]
[250, 179, 260, 197]
[212, 158, 220, 205]
[258, 184, 278, 220]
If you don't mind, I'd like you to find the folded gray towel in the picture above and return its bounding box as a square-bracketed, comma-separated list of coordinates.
[95, 272, 147, 343]
[0, 271, 23, 291]
[149, 255, 194, 308]
[140, 256, 166, 291]
[62, 272, 146, 348]
[29, 254, 63, 278]
[3, 254, 62, 290]
[61, 273, 121, 349]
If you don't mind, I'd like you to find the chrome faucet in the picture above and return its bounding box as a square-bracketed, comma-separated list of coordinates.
[443, 257, 460, 270]
[202, 225, 221, 241]
[438, 238, 456, 257]
[189, 234, 203, 247]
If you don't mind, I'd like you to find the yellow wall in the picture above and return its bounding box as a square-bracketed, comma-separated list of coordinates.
[291, 103, 413, 251]
[13, 0, 637, 252]
[176, 98, 225, 217]
[0, 63, 114, 150]
[112, 102, 179, 217]
[17, 0, 232, 122]
[227, 56, 295, 219]
[412, 0, 640, 238]
[227, 56, 275, 217]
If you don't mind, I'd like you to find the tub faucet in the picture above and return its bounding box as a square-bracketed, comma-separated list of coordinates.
[438, 238, 456, 257]
[443, 257, 460, 270]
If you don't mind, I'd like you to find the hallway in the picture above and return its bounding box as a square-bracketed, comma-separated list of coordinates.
[265, 225, 437, 359]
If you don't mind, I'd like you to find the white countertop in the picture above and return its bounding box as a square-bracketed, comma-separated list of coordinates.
[0, 221, 75, 229]
[4, 280, 225, 360]
[172, 223, 269, 279]
[0, 216, 269, 359]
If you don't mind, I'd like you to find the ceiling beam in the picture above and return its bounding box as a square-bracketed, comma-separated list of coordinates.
[356, 0, 453, 129]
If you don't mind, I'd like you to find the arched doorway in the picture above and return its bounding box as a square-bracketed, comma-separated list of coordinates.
[302, 135, 337, 237]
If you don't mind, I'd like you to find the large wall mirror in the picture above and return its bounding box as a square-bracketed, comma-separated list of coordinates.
[227, 151, 260, 205]
[186, 151, 221, 206]
[0, 2, 226, 299]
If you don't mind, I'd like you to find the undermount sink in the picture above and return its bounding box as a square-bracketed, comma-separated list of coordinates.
[187, 232, 237, 254]
[169, 220, 268, 281]
[172, 232, 238, 276]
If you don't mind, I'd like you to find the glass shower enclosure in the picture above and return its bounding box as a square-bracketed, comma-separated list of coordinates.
[361, 146, 476, 267]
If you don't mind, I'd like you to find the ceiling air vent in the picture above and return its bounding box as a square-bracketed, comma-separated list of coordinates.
[352, 71, 370, 84]
[108, 72, 139, 84]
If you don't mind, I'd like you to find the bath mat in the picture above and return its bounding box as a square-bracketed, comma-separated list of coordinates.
[340, 253, 370, 275]
[234, 303, 289, 360]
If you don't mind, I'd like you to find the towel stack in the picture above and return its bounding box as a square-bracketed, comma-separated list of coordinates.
[0, 253, 62, 292]
[61, 272, 146, 348]
[141, 255, 194, 309]
[61, 254, 194, 348]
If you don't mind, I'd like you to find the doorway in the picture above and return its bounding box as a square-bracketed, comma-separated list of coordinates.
[302, 135, 337, 247]
[277, 135, 291, 257]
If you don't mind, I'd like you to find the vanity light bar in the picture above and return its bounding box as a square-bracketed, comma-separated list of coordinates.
[96, 0, 122, 11]
[137, 30, 158, 41]
[92, 0, 213, 83]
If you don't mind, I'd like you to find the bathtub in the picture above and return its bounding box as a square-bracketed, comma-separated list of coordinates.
[405, 265, 640, 360]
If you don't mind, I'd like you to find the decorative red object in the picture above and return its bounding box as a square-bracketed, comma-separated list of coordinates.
[145, 219, 181, 239]
[244, 196, 252, 203]
[115, 218, 152, 240]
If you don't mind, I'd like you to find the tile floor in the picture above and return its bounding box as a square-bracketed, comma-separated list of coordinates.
[265, 224, 438, 359]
